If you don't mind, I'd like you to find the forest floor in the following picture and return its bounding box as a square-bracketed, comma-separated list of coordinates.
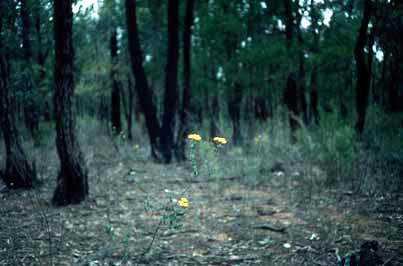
[1, 137, 403, 266]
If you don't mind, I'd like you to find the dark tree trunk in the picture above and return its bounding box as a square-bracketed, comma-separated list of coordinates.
[127, 76, 134, 140]
[52, 0, 88, 206]
[254, 95, 269, 121]
[209, 93, 220, 139]
[176, 0, 195, 161]
[0, 10, 36, 189]
[309, 1, 320, 125]
[296, 7, 308, 125]
[283, 0, 294, 51]
[160, 0, 180, 163]
[21, 0, 39, 137]
[354, 0, 373, 135]
[35, 8, 47, 84]
[125, 0, 162, 160]
[245, 92, 256, 144]
[309, 83, 319, 125]
[110, 29, 122, 134]
[228, 83, 243, 145]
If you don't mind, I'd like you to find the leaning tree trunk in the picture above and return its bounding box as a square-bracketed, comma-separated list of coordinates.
[52, 0, 88, 206]
[125, 0, 162, 160]
[354, 0, 373, 135]
[110, 28, 122, 134]
[176, 0, 195, 161]
[0, 8, 36, 189]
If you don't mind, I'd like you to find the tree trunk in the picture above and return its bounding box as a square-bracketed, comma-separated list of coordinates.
[21, 0, 39, 138]
[127, 76, 134, 140]
[176, 0, 195, 161]
[35, 7, 47, 85]
[125, 0, 162, 160]
[228, 83, 242, 145]
[0, 9, 36, 189]
[309, 1, 320, 125]
[354, 0, 372, 135]
[160, 0, 180, 163]
[254, 95, 269, 122]
[110, 29, 122, 134]
[52, 0, 88, 206]
[209, 93, 220, 139]
[296, 6, 308, 125]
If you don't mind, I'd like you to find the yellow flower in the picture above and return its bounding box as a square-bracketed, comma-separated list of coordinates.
[213, 137, 227, 144]
[187, 133, 202, 141]
[177, 197, 189, 208]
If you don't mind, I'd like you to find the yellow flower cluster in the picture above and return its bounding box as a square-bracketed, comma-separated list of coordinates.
[177, 197, 189, 208]
[213, 136, 227, 144]
[187, 133, 202, 141]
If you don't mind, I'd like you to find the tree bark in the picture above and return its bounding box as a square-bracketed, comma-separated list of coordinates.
[21, 0, 39, 137]
[127, 76, 134, 140]
[0, 3, 37, 189]
[110, 29, 122, 134]
[160, 0, 180, 163]
[125, 0, 162, 160]
[228, 83, 243, 145]
[309, 1, 320, 125]
[354, 0, 373, 135]
[52, 0, 88, 206]
[296, 5, 308, 125]
[209, 94, 220, 139]
[176, 0, 195, 161]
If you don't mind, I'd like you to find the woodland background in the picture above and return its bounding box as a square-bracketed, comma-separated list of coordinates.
[0, 0, 402, 265]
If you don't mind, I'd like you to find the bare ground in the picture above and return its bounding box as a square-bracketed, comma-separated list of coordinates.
[1, 142, 402, 266]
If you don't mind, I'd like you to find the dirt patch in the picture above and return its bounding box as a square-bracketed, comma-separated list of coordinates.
[1, 151, 402, 266]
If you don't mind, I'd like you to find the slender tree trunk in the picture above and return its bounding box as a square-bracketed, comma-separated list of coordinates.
[309, 1, 320, 125]
[354, 0, 372, 135]
[52, 0, 88, 206]
[35, 9, 47, 84]
[209, 93, 220, 139]
[254, 95, 268, 122]
[296, 7, 308, 125]
[21, 0, 39, 137]
[160, 0, 180, 163]
[176, 0, 195, 161]
[110, 29, 122, 134]
[127, 76, 133, 140]
[0, 9, 36, 189]
[228, 83, 242, 145]
[125, 0, 162, 160]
